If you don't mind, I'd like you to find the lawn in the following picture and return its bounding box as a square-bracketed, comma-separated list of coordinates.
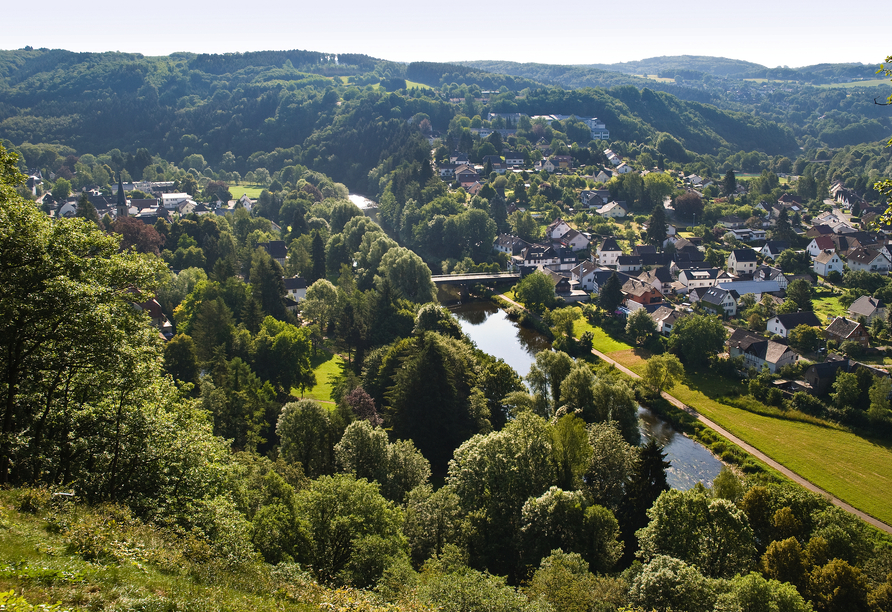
[813, 295, 847, 324]
[406, 80, 434, 90]
[229, 185, 265, 200]
[818, 78, 889, 88]
[296, 351, 345, 403]
[573, 320, 633, 353]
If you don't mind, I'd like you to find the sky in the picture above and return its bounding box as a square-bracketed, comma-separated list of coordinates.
[2, 0, 888, 70]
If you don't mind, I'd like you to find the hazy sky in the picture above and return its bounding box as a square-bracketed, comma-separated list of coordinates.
[3, 0, 887, 70]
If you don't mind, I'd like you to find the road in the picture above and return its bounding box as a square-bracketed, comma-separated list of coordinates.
[498, 293, 892, 534]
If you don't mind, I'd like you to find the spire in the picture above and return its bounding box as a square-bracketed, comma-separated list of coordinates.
[116, 173, 127, 219]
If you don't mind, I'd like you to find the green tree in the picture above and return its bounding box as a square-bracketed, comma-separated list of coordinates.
[597, 272, 624, 314]
[520, 487, 623, 573]
[527, 350, 574, 414]
[276, 399, 338, 478]
[626, 308, 657, 345]
[0, 144, 168, 485]
[642, 353, 684, 394]
[384, 333, 488, 469]
[310, 230, 326, 282]
[668, 314, 727, 366]
[515, 270, 556, 314]
[75, 192, 103, 228]
[51, 177, 71, 200]
[636, 488, 756, 578]
[645, 204, 668, 248]
[250, 248, 287, 319]
[723, 169, 737, 195]
[402, 484, 463, 566]
[294, 474, 407, 587]
[785, 278, 813, 312]
[788, 324, 822, 353]
[629, 555, 716, 612]
[831, 371, 861, 410]
[447, 412, 557, 579]
[584, 421, 638, 512]
[163, 333, 199, 385]
[376, 246, 436, 304]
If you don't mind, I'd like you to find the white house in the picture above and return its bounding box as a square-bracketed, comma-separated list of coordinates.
[766, 312, 823, 338]
[596, 237, 623, 267]
[678, 268, 725, 290]
[845, 248, 891, 275]
[807, 235, 836, 258]
[813, 250, 843, 277]
[546, 218, 572, 240]
[728, 329, 801, 374]
[848, 296, 886, 324]
[596, 201, 627, 219]
[161, 193, 191, 209]
[727, 249, 759, 276]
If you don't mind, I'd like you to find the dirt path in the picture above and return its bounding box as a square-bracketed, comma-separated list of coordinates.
[588, 345, 892, 535]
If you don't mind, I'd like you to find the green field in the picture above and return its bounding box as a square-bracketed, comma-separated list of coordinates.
[229, 185, 265, 200]
[818, 78, 889, 88]
[406, 80, 434, 90]
[583, 327, 892, 526]
[812, 295, 847, 324]
[295, 351, 344, 403]
[573, 320, 633, 353]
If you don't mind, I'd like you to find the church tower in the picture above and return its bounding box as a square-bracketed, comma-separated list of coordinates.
[116, 174, 127, 219]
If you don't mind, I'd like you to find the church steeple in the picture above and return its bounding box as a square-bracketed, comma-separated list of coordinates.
[116, 173, 127, 219]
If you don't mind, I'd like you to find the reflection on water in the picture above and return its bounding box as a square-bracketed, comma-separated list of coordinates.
[451, 300, 724, 491]
[638, 406, 723, 490]
[450, 301, 550, 378]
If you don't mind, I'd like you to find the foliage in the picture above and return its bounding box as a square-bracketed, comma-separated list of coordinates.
[642, 353, 684, 394]
[515, 271, 556, 314]
[626, 308, 657, 346]
[668, 314, 727, 366]
[294, 474, 407, 587]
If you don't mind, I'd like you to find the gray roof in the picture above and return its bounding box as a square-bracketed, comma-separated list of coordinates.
[848, 295, 884, 318]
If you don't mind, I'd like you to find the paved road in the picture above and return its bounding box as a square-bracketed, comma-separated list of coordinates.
[496, 294, 892, 534]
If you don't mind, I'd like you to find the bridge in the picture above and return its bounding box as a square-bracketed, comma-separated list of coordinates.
[430, 272, 520, 300]
[430, 272, 520, 285]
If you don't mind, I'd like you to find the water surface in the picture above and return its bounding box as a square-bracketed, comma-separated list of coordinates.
[451, 300, 724, 490]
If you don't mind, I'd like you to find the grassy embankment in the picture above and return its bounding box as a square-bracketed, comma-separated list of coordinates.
[573, 319, 892, 526]
[0, 490, 396, 612]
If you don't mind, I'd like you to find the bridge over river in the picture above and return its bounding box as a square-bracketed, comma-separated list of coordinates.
[431, 272, 520, 299]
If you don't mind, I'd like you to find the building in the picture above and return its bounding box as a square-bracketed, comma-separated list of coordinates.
[727, 249, 759, 276]
[813, 250, 843, 278]
[824, 317, 870, 348]
[728, 329, 800, 374]
[699, 287, 738, 317]
[847, 296, 886, 324]
[596, 237, 623, 267]
[845, 248, 891, 274]
[766, 312, 823, 338]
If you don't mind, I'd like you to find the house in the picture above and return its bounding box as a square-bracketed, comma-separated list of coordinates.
[519, 244, 560, 270]
[504, 152, 525, 166]
[727, 249, 759, 276]
[730, 228, 767, 242]
[677, 268, 725, 291]
[716, 279, 782, 300]
[650, 306, 685, 335]
[596, 201, 627, 219]
[596, 237, 623, 267]
[580, 190, 610, 208]
[546, 218, 572, 240]
[438, 163, 458, 179]
[766, 312, 823, 338]
[455, 166, 480, 184]
[699, 287, 738, 317]
[616, 162, 633, 174]
[622, 278, 664, 310]
[570, 261, 600, 291]
[824, 317, 870, 348]
[807, 235, 835, 258]
[617, 255, 642, 274]
[813, 250, 843, 278]
[761, 241, 790, 260]
[589, 269, 634, 295]
[161, 193, 191, 209]
[804, 354, 890, 396]
[845, 248, 891, 274]
[848, 296, 886, 324]
[604, 149, 622, 166]
[544, 268, 572, 294]
[260, 241, 287, 266]
[639, 267, 674, 295]
[558, 229, 590, 252]
[284, 277, 308, 302]
[727, 328, 800, 374]
[753, 266, 789, 289]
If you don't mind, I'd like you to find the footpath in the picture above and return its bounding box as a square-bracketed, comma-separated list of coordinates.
[498, 294, 892, 535]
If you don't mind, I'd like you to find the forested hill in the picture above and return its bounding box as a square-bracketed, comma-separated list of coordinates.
[0, 48, 802, 193]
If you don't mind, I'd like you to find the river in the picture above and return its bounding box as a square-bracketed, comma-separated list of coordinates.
[450, 300, 723, 490]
